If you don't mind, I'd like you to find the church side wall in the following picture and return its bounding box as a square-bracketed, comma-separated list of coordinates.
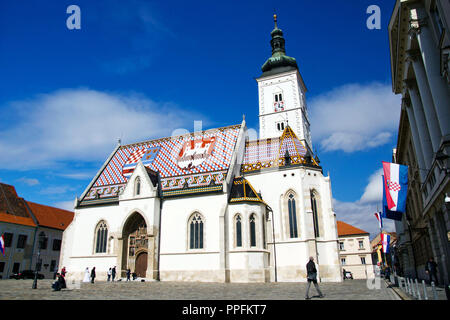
[245, 166, 341, 282]
[159, 193, 227, 282]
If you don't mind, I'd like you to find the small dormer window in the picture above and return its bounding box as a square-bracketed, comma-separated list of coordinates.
[135, 177, 141, 196]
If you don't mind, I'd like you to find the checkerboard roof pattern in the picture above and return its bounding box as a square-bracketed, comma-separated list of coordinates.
[90, 124, 241, 188]
[243, 126, 308, 164]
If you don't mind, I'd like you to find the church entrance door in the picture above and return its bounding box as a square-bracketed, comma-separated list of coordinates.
[135, 252, 147, 278]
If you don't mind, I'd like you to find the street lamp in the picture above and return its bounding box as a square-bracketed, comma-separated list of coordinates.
[32, 233, 46, 289]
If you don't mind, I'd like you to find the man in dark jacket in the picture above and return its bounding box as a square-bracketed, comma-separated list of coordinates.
[305, 256, 324, 299]
[112, 266, 116, 282]
[90, 267, 96, 283]
[425, 257, 439, 285]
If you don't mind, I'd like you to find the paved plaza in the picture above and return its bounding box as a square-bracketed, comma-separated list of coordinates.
[0, 278, 401, 300]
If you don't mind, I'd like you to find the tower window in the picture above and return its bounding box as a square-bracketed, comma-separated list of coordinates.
[276, 122, 285, 131]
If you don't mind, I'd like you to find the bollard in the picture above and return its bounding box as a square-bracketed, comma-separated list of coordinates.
[422, 280, 428, 300]
[411, 279, 417, 298]
[415, 279, 421, 300]
[431, 281, 438, 300]
[406, 278, 410, 294]
[399, 277, 403, 289]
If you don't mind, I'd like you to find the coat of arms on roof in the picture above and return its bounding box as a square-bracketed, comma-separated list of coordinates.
[122, 146, 161, 179]
[176, 137, 216, 170]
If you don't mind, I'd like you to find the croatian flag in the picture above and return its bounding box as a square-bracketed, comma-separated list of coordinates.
[382, 161, 408, 213]
[381, 233, 390, 253]
[382, 175, 403, 221]
[0, 234, 5, 256]
[374, 212, 383, 229]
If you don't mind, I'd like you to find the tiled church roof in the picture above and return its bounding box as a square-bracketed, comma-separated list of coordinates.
[229, 176, 266, 205]
[81, 124, 242, 203]
[241, 126, 318, 173]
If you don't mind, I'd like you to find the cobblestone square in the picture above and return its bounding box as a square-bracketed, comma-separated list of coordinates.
[0, 278, 400, 300]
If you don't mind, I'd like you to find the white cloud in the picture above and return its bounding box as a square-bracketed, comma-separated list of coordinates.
[334, 168, 396, 239]
[359, 168, 383, 204]
[334, 198, 395, 239]
[0, 88, 205, 170]
[53, 200, 75, 212]
[17, 177, 40, 186]
[309, 83, 401, 153]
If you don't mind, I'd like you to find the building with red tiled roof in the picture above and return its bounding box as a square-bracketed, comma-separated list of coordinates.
[0, 183, 74, 279]
[336, 220, 375, 280]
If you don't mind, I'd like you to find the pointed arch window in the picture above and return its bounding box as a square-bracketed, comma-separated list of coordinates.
[235, 214, 242, 247]
[189, 213, 204, 249]
[288, 194, 298, 238]
[95, 221, 108, 253]
[311, 191, 320, 238]
[249, 214, 256, 247]
[135, 177, 141, 196]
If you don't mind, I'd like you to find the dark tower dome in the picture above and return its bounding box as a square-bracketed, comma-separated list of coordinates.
[261, 14, 298, 77]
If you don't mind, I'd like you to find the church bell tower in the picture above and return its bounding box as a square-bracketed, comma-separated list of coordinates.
[257, 15, 312, 150]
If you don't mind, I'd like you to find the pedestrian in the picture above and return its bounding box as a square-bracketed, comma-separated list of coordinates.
[111, 266, 116, 282]
[425, 257, 439, 285]
[343, 268, 346, 280]
[107, 268, 112, 281]
[90, 267, 96, 283]
[126, 268, 131, 281]
[385, 266, 391, 280]
[132, 272, 137, 281]
[83, 267, 90, 282]
[305, 256, 324, 300]
[61, 266, 66, 277]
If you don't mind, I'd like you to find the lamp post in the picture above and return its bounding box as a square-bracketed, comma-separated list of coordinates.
[32, 233, 46, 289]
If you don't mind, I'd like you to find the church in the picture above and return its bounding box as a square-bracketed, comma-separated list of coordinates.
[60, 16, 342, 283]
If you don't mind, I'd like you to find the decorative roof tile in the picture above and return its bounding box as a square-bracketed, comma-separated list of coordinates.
[81, 124, 241, 202]
[242, 126, 318, 173]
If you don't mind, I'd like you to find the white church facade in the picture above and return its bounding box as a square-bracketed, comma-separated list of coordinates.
[60, 16, 342, 283]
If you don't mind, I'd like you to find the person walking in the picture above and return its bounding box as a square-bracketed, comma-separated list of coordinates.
[425, 257, 439, 285]
[107, 268, 112, 282]
[111, 266, 116, 282]
[90, 267, 96, 283]
[343, 268, 346, 280]
[305, 256, 324, 300]
[126, 268, 131, 282]
[61, 267, 66, 277]
[83, 267, 90, 283]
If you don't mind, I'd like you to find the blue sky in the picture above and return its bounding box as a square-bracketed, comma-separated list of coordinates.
[0, 0, 400, 237]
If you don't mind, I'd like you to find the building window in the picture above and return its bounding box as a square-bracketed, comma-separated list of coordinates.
[359, 240, 364, 249]
[288, 194, 298, 238]
[341, 258, 346, 265]
[235, 214, 242, 247]
[3, 233, 13, 247]
[249, 214, 257, 247]
[39, 232, 48, 250]
[16, 235, 27, 249]
[361, 257, 366, 265]
[12, 263, 20, 273]
[50, 260, 56, 272]
[52, 239, 62, 251]
[431, 5, 444, 39]
[339, 242, 345, 250]
[95, 221, 108, 253]
[135, 177, 141, 196]
[0, 262, 4, 273]
[189, 213, 204, 249]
